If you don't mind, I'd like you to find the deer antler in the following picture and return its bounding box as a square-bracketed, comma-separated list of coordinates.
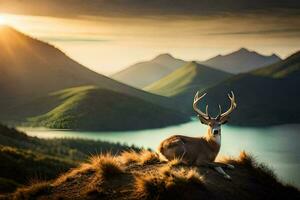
[217, 91, 237, 120]
[193, 91, 210, 121]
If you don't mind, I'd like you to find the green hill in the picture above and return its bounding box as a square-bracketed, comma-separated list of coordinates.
[252, 51, 300, 78]
[112, 53, 187, 88]
[4, 85, 189, 131]
[202, 51, 300, 126]
[145, 61, 232, 113]
[0, 124, 140, 194]
[0, 26, 189, 128]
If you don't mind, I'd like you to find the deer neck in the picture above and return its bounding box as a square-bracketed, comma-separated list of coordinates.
[205, 128, 221, 151]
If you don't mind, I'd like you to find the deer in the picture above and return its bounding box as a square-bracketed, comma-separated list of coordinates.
[158, 91, 237, 179]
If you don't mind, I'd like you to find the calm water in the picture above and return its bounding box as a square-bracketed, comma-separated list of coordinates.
[19, 121, 300, 188]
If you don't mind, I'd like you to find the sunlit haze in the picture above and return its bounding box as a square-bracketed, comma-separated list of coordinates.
[0, 15, 6, 25]
[0, 11, 299, 75]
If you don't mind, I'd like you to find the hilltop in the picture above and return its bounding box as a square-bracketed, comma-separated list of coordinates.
[112, 53, 187, 88]
[0, 123, 140, 194]
[201, 48, 281, 74]
[203, 51, 300, 126]
[145, 61, 232, 113]
[6, 151, 299, 200]
[3, 85, 189, 131]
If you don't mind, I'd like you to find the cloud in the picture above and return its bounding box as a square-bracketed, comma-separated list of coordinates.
[206, 28, 300, 37]
[0, 0, 299, 19]
[40, 36, 111, 43]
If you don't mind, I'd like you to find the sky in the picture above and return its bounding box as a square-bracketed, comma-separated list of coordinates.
[0, 0, 299, 75]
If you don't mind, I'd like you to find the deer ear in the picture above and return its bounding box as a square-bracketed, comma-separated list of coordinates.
[220, 116, 230, 124]
[222, 120, 228, 124]
[198, 115, 209, 124]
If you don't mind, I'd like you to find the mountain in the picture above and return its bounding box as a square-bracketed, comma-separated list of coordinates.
[202, 51, 300, 126]
[0, 26, 189, 128]
[111, 53, 187, 88]
[201, 48, 281, 74]
[145, 61, 232, 113]
[4, 85, 189, 131]
[7, 151, 300, 200]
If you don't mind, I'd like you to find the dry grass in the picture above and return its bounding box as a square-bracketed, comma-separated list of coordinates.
[120, 150, 140, 165]
[120, 150, 161, 166]
[53, 163, 95, 186]
[91, 153, 124, 179]
[134, 165, 205, 199]
[220, 151, 280, 185]
[83, 153, 125, 197]
[13, 182, 52, 200]
[166, 158, 182, 167]
[138, 150, 161, 166]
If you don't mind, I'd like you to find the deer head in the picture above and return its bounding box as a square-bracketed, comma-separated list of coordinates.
[193, 91, 237, 140]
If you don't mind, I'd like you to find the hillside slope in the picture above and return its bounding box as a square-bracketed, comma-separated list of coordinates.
[4, 86, 189, 131]
[0, 124, 140, 194]
[112, 54, 187, 88]
[145, 61, 232, 113]
[203, 51, 300, 126]
[0, 26, 189, 127]
[201, 48, 281, 74]
[0, 26, 186, 115]
[7, 151, 299, 200]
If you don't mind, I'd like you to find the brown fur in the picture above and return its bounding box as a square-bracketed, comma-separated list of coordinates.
[158, 130, 220, 166]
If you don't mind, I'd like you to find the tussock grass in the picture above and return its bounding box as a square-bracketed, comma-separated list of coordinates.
[134, 165, 205, 199]
[91, 153, 124, 179]
[220, 151, 282, 186]
[138, 150, 161, 166]
[120, 150, 140, 165]
[13, 182, 52, 200]
[53, 163, 95, 186]
[120, 150, 161, 166]
[84, 154, 124, 197]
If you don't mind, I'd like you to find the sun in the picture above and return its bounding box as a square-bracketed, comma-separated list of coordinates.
[0, 15, 6, 25]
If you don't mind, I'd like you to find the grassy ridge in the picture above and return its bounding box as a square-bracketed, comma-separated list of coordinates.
[145, 61, 232, 114]
[9, 85, 189, 131]
[9, 151, 299, 200]
[145, 61, 232, 97]
[252, 50, 300, 78]
[0, 124, 140, 194]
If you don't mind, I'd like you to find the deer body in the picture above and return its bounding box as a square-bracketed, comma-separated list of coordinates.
[158, 91, 237, 179]
[159, 133, 220, 166]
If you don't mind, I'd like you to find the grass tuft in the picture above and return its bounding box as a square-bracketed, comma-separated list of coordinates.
[120, 150, 140, 165]
[138, 150, 161, 166]
[13, 182, 52, 200]
[120, 150, 161, 166]
[134, 166, 205, 199]
[53, 163, 95, 186]
[91, 153, 124, 179]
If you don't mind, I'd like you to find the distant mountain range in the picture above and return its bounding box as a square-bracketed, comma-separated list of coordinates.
[200, 48, 281, 74]
[0, 26, 189, 130]
[145, 61, 232, 112]
[112, 54, 187, 88]
[112, 48, 281, 90]
[202, 51, 300, 126]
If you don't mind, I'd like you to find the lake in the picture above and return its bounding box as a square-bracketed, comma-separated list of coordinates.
[19, 121, 300, 188]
